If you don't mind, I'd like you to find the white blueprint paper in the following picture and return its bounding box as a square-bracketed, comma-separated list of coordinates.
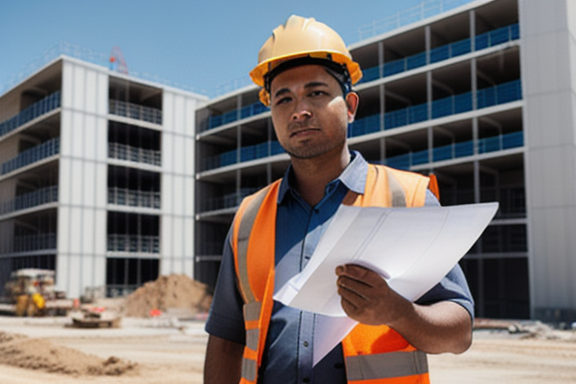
[273, 202, 498, 365]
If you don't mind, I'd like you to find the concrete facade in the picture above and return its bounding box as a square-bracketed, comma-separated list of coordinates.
[520, 0, 576, 320]
[0, 56, 207, 299]
[194, 0, 576, 321]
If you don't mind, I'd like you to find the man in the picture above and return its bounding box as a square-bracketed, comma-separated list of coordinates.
[204, 15, 474, 384]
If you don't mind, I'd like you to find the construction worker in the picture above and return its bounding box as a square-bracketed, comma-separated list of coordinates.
[204, 15, 474, 384]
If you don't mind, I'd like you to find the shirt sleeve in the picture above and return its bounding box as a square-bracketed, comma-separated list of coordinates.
[204, 230, 247, 345]
[416, 189, 476, 318]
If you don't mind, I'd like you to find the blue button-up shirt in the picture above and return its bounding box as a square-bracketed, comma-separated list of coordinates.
[205, 152, 474, 384]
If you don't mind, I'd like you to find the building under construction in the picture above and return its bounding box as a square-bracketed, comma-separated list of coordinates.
[0, 55, 207, 299]
[194, 0, 576, 322]
[1, 0, 575, 321]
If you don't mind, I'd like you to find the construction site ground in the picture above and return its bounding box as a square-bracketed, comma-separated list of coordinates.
[1, 315, 576, 384]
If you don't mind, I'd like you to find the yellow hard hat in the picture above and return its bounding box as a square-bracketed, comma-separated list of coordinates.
[250, 15, 362, 105]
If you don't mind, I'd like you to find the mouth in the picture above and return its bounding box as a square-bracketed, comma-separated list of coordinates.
[289, 127, 321, 138]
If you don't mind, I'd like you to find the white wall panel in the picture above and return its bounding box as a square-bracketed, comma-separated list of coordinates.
[94, 209, 107, 255]
[175, 133, 184, 175]
[83, 115, 96, 160]
[58, 159, 72, 206]
[81, 209, 95, 254]
[61, 62, 74, 109]
[174, 94, 185, 135]
[520, 0, 576, 317]
[69, 207, 83, 253]
[72, 113, 84, 158]
[83, 162, 96, 207]
[73, 65, 85, 111]
[184, 259, 194, 277]
[161, 173, 173, 214]
[95, 163, 107, 208]
[162, 216, 173, 257]
[163, 92, 174, 131]
[60, 110, 73, 158]
[55, 252, 69, 291]
[57, 59, 109, 298]
[184, 218, 194, 258]
[67, 255, 82, 296]
[71, 160, 84, 206]
[185, 137, 195, 175]
[184, 177, 194, 216]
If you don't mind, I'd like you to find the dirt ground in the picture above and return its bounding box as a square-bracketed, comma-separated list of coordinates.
[1, 316, 576, 384]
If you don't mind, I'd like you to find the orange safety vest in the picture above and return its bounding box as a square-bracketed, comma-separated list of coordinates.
[232, 164, 431, 384]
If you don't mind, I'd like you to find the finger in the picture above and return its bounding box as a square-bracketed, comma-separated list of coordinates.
[337, 276, 370, 301]
[339, 264, 384, 288]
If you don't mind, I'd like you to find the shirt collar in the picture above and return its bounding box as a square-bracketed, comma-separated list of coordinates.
[277, 151, 368, 204]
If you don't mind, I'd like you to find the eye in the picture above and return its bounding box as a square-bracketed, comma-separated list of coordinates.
[274, 96, 292, 106]
[309, 90, 327, 97]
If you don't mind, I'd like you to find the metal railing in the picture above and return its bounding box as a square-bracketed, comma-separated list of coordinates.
[0, 138, 60, 176]
[108, 142, 161, 167]
[360, 23, 519, 84]
[0, 186, 58, 216]
[109, 99, 162, 125]
[385, 131, 523, 170]
[202, 141, 285, 172]
[108, 187, 160, 209]
[0, 91, 61, 139]
[349, 80, 522, 137]
[202, 187, 259, 212]
[107, 234, 159, 254]
[204, 102, 269, 131]
[13, 233, 57, 253]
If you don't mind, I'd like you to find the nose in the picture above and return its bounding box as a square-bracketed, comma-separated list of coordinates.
[291, 100, 312, 121]
[291, 110, 312, 121]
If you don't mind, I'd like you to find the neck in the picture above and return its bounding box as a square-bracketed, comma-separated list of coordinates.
[290, 148, 351, 207]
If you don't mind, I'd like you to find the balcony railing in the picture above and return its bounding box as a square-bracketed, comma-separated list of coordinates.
[108, 142, 161, 167]
[107, 234, 159, 253]
[349, 79, 522, 137]
[108, 187, 160, 209]
[0, 91, 61, 139]
[360, 23, 519, 83]
[202, 141, 285, 171]
[0, 185, 58, 216]
[202, 187, 259, 212]
[109, 99, 162, 125]
[385, 131, 523, 170]
[13, 233, 57, 253]
[205, 102, 269, 131]
[0, 138, 60, 176]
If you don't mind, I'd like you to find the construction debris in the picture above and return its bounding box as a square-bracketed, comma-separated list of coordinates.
[0, 331, 136, 376]
[474, 318, 576, 342]
[69, 307, 121, 328]
[122, 274, 212, 319]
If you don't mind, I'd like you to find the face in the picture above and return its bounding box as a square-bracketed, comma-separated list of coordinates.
[269, 65, 358, 160]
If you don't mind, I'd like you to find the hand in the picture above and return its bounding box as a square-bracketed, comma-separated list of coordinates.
[335, 264, 412, 326]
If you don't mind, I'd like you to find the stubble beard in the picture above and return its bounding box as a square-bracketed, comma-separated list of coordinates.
[282, 135, 347, 160]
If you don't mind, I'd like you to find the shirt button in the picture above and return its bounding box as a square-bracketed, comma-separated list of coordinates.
[303, 341, 309, 347]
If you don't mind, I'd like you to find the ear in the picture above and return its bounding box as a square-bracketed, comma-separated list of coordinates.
[345, 92, 359, 123]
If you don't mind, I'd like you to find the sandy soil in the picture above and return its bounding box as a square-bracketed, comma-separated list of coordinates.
[1, 316, 575, 384]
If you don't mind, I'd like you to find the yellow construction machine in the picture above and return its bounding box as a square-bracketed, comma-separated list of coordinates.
[1, 269, 71, 316]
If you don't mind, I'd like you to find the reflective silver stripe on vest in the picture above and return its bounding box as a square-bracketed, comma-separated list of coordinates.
[237, 187, 270, 303]
[245, 328, 260, 351]
[385, 168, 407, 207]
[345, 350, 428, 381]
[242, 358, 258, 382]
[244, 301, 262, 321]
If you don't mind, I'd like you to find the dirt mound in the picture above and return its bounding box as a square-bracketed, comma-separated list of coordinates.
[122, 274, 212, 318]
[0, 331, 137, 375]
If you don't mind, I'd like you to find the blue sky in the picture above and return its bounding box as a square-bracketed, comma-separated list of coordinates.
[0, 0, 472, 97]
